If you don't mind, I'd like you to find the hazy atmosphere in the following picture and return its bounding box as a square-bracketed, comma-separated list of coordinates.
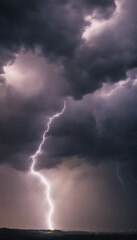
[0, 0, 137, 231]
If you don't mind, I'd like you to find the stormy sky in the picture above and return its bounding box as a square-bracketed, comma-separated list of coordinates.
[0, 0, 137, 231]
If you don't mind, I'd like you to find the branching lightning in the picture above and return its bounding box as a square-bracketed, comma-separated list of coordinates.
[30, 101, 66, 230]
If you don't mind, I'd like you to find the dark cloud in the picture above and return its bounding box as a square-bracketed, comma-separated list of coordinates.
[63, 0, 137, 98]
[0, 0, 137, 231]
[0, 0, 115, 60]
[0, 0, 137, 174]
[0, 0, 116, 170]
[0, 51, 66, 170]
[0, 0, 137, 99]
[38, 74, 137, 174]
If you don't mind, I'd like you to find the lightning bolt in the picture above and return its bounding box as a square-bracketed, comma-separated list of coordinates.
[115, 163, 125, 191]
[30, 101, 66, 230]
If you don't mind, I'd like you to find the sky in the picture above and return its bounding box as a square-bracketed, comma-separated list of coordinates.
[0, 0, 137, 231]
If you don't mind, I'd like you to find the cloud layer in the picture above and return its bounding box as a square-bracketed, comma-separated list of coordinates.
[0, 0, 137, 231]
[0, 0, 137, 176]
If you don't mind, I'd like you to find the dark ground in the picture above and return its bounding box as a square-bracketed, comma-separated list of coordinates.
[0, 228, 137, 240]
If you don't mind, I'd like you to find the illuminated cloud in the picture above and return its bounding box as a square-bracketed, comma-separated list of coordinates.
[0, 0, 137, 231]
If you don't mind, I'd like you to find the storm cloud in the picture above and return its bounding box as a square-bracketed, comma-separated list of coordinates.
[0, 0, 137, 173]
[0, 0, 137, 231]
[39, 73, 137, 171]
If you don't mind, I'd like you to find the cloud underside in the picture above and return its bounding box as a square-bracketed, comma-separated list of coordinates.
[0, 0, 137, 179]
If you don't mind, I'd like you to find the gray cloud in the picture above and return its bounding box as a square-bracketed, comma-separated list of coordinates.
[0, 0, 117, 170]
[0, 0, 137, 231]
[0, 0, 137, 100]
[0, 0, 136, 184]
[0, 51, 66, 170]
[39, 72, 137, 174]
[63, 0, 137, 98]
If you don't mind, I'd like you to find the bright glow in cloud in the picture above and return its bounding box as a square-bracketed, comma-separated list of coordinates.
[82, 17, 107, 40]
[3, 54, 44, 97]
[99, 80, 126, 98]
[82, 0, 122, 40]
